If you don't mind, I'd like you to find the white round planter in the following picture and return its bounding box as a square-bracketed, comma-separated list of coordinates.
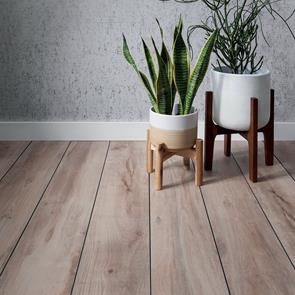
[149, 107, 198, 149]
[211, 68, 271, 131]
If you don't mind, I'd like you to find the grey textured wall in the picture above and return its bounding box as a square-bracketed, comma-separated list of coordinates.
[0, 0, 294, 121]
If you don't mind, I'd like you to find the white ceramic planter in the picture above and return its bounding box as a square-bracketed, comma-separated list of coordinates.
[149, 107, 198, 149]
[211, 67, 271, 131]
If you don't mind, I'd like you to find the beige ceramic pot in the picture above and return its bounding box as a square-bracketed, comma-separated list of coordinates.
[149, 107, 198, 150]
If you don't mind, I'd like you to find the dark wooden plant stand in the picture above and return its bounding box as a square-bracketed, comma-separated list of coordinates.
[204, 89, 274, 182]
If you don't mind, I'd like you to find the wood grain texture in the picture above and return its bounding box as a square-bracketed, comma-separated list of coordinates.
[201, 143, 295, 295]
[232, 141, 295, 265]
[150, 157, 229, 295]
[0, 142, 108, 295]
[274, 141, 295, 178]
[0, 141, 29, 179]
[0, 141, 68, 273]
[72, 142, 150, 295]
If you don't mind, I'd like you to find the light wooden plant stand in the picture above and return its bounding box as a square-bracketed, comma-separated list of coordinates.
[146, 129, 203, 190]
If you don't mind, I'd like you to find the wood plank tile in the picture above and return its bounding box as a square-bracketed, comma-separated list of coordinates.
[232, 141, 295, 265]
[150, 157, 229, 295]
[0, 142, 30, 179]
[72, 142, 150, 295]
[201, 143, 295, 295]
[0, 142, 108, 295]
[0, 141, 68, 273]
[274, 141, 295, 178]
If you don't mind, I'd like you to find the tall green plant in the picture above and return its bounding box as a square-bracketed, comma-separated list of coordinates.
[123, 17, 217, 115]
[164, 0, 295, 74]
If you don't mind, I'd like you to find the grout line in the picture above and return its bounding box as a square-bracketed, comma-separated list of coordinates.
[0, 141, 71, 277]
[70, 141, 110, 295]
[231, 152, 295, 270]
[192, 161, 232, 295]
[148, 173, 152, 295]
[0, 141, 32, 183]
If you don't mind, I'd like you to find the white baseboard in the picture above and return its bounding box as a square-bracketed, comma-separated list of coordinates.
[0, 121, 294, 141]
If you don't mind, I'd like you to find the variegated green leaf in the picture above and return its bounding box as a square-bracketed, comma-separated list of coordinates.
[156, 18, 164, 41]
[184, 30, 217, 114]
[173, 25, 189, 115]
[161, 45, 175, 112]
[139, 71, 159, 113]
[122, 34, 138, 73]
[151, 37, 160, 57]
[157, 59, 172, 114]
[142, 38, 157, 90]
[173, 16, 183, 45]
[171, 76, 177, 110]
[156, 18, 175, 112]
[153, 43, 172, 114]
[123, 34, 159, 113]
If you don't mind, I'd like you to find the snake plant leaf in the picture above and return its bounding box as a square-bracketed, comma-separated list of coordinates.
[173, 16, 183, 45]
[123, 34, 159, 113]
[159, 41, 172, 80]
[122, 34, 139, 73]
[156, 18, 169, 69]
[161, 46, 176, 112]
[172, 18, 183, 110]
[156, 19, 172, 83]
[141, 38, 157, 90]
[160, 40, 170, 65]
[171, 74, 177, 110]
[156, 18, 170, 71]
[178, 16, 183, 33]
[156, 57, 172, 114]
[139, 71, 159, 113]
[163, 48, 174, 112]
[151, 37, 161, 58]
[151, 38, 171, 113]
[153, 44, 172, 114]
[184, 30, 218, 114]
[173, 25, 189, 115]
[160, 43, 175, 112]
[159, 38, 170, 79]
[155, 19, 175, 112]
[156, 18, 164, 41]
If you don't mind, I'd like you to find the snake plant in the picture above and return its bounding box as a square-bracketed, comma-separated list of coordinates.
[123, 17, 217, 115]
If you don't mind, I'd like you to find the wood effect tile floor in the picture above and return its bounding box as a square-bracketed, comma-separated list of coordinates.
[0, 141, 294, 295]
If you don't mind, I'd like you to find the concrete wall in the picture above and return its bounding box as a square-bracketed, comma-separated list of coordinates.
[0, 0, 294, 122]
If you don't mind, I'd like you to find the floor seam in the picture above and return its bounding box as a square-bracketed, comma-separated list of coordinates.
[199, 185, 232, 295]
[70, 141, 111, 295]
[192, 161, 232, 295]
[231, 152, 295, 270]
[273, 153, 295, 182]
[148, 173, 152, 295]
[0, 141, 32, 183]
[0, 141, 71, 277]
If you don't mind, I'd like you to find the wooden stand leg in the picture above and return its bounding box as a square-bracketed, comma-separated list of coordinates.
[203, 90, 274, 183]
[155, 144, 164, 191]
[224, 134, 231, 157]
[249, 98, 258, 182]
[146, 129, 153, 174]
[263, 89, 274, 166]
[205, 91, 216, 171]
[196, 139, 203, 187]
[183, 158, 190, 170]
